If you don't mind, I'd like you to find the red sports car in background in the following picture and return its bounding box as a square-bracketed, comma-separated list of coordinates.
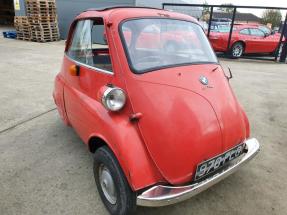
[209, 24, 284, 58]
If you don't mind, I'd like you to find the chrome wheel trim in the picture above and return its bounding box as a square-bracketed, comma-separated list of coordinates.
[99, 164, 117, 204]
[232, 44, 243, 57]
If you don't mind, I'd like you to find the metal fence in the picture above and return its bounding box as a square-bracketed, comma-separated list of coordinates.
[163, 3, 287, 62]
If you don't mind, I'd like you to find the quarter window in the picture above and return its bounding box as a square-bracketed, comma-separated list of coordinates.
[240, 28, 249, 35]
[67, 19, 113, 72]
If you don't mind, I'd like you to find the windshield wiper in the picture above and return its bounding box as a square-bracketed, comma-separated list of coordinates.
[212, 66, 219, 72]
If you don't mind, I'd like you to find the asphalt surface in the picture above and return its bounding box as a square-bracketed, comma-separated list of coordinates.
[1, 28, 287, 215]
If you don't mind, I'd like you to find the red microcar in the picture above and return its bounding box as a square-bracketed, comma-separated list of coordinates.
[209, 23, 284, 58]
[53, 7, 260, 215]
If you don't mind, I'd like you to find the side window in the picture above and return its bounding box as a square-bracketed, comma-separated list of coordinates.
[240, 28, 249, 35]
[67, 19, 113, 72]
[250, 28, 265, 37]
[67, 20, 93, 65]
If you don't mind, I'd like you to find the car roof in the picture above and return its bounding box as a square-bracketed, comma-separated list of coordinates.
[75, 6, 198, 25]
[233, 24, 262, 30]
[234, 23, 267, 28]
[85, 5, 163, 12]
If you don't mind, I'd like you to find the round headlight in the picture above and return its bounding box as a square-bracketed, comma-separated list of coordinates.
[102, 87, 126, 111]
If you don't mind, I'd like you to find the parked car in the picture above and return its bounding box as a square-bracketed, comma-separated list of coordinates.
[210, 18, 231, 30]
[53, 6, 260, 215]
[209, 23, 285, 58]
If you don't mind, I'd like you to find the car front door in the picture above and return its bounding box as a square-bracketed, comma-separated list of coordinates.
[63, 18, 114, 141]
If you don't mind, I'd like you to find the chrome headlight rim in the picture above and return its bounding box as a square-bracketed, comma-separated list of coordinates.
[101, 86, 126, 111]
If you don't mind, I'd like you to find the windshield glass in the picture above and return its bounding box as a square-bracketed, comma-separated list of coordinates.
[258, 26, 271, 35]
[120, 19, 218, 73]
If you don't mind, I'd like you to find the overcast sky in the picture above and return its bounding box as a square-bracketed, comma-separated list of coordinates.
[203, 0, 287, 19]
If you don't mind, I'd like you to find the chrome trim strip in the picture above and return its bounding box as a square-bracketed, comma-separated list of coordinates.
[137, 138, 260, 207]
[64, 53, 114, 75]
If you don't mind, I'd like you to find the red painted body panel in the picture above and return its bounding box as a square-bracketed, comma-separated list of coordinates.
[53, 8, 250, 191]
[209, 24, 284, 54]
[53, 72, 69, 125]
[124, 65, 246, 184]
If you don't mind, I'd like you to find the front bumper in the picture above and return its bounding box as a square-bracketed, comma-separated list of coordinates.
[137, 138, 260, 207]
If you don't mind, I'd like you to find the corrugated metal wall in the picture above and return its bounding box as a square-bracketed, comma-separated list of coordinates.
[56, 0, 135, 39]
[135, 0, 203, 18]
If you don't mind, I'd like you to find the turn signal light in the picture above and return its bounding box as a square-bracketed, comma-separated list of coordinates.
[69, 65, 80, 76]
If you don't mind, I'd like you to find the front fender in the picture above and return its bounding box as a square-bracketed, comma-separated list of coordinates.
[88, 125, 164, 191]
[240, 106, 250, 138]
[68, 89, 165, 191]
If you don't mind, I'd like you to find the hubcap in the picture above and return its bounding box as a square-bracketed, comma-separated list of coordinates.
[233, 45, 243, 57]
[99, 164, 117, 204]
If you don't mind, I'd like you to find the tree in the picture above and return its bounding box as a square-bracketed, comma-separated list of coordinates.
[261, 9, 282, 28]
[201, 1, 210, 21]
[219, 3, 234, 13]
[202, 1, 210, 15]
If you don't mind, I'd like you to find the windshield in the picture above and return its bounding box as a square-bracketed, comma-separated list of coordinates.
[120, 18, 218, 73]
[258, 26, 271, 35]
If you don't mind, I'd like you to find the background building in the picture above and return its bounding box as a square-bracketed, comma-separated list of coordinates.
[55, 0, 202, 39]
[55, 0, 134, 39]
[1, 0, 202, 39]
[213, 11, 261, 24]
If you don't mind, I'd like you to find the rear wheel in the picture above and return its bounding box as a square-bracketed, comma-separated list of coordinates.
[94, 146, 137, 215]
[229, 42, 244, 58]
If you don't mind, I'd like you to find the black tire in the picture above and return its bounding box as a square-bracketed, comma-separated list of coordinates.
[94, 146, 137, 215]
[229, 42, 244, 58]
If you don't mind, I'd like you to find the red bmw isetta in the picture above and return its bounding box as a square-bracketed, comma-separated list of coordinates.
[53, 6, 260, 215]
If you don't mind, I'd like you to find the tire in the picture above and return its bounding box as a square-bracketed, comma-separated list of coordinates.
[229, 42, 244, 58]
[94, 146, 137, 215]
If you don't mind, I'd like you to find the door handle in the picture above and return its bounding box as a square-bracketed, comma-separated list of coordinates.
[69, 65, 80, 76]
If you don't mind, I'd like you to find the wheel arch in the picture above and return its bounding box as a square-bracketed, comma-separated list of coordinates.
[87, 132, 164, 191]
[88, 135, 108, 153]
[229, 40, 246, 58]
[232, 40, 246, 50]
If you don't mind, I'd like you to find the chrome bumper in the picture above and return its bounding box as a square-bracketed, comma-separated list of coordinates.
[137, 138, 260, 207]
